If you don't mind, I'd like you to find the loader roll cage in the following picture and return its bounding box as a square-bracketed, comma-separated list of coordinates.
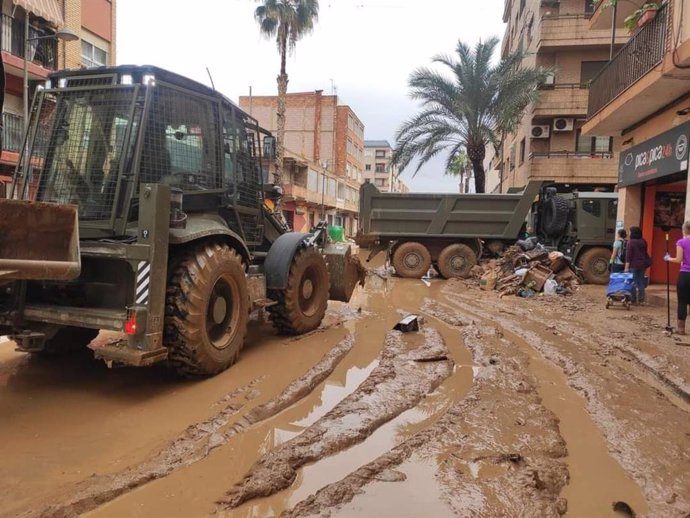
[11, 66, 271, 244]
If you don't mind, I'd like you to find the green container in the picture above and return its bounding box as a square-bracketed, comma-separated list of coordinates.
[328, 225, 345, 242]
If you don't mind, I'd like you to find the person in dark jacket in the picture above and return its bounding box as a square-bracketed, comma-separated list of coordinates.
[625, 226, 648, 305]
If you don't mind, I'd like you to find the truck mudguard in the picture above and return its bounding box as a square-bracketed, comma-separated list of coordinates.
[169, 213, 251, 265]
[264, 232, 311, 290]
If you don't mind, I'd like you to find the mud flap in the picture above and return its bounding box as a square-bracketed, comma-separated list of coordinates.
[0, 199, 81, 281]
[324, 243, 366, 302]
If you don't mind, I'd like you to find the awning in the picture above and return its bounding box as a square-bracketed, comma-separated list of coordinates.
[13, 0, 64, 27]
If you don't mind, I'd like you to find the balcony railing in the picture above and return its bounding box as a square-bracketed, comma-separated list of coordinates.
[0, 14, 58, 70]
[530, 151, 613, 159]
[2, 112, 24, 153]
[588, 4, 670, 118]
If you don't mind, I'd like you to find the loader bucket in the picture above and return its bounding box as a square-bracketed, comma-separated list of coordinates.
[324, 243, 367, 302]
[0, 199, 81, 281]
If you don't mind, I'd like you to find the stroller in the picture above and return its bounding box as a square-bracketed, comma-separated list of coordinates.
[606, 272, 634, 310]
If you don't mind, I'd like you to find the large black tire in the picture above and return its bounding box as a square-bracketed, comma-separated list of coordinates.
[165, 243, 249, 377]
[542, 195, 569, 237]
[392, 242, 432, 279]
[437, 243, 477, 279]
[34, 326, 99, 356]
[577, 247, 611, 285]
[268, 247, 330, 335]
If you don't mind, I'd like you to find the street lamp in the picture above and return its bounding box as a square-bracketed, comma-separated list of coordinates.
[23, 25, 78, 131]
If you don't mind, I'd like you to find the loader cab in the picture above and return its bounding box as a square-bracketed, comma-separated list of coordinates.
[12, 65, 271, 245]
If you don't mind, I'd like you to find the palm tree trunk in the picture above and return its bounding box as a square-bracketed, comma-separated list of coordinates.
[275, 35, 288, 190]
[467, 145, 486, 193]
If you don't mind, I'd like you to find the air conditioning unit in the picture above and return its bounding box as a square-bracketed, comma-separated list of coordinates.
[531, 125, 550, 139]
[543, 73, 555, 86]
[553, 118, 574, 132]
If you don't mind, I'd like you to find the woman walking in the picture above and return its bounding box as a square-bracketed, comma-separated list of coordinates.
[663, 221, 690, 335]
[625, 226, 648, 305]
[609, 229, 627, 273]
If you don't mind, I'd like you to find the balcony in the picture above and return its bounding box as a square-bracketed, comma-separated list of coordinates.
[588, 0, 638, 30]
[528, 151, 618, 183]
[1, 13, 58, 72]
[534, 84, 589, 117]
[584, 4, 690, 134]
[538, 14, 628, 49]
[2, 112, 24, 153]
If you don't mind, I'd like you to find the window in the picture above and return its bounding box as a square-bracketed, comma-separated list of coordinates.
[580, 61, 608, 85]
[582, 200, 601, 217]
[81, 40, 107, 67]
[608, 199, 618, 219]
[307, 169, 319, 192]
[576, 130, 613, 154]
[375, 150, 386, 158]
[328, 178, 336, 197]
[519, 138, 526, 165]
[375, 178, 385, 187]
[584, 0, 596, 15]
[365, 164, 371, 171]
[375, 163, 385, 173]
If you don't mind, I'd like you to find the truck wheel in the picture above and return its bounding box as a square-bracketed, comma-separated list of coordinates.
[268, 247, 329, 335]
[577, 247, 611, 285]
[165, 243, 249, 377]
[437, 244, 477, 279]
[33, 326, 99, 356]
[392, 242, 432, 278]
[542, 195, 569, 237]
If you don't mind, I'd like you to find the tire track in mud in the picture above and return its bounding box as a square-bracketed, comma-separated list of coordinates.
[34, 336, 355, 518]
[217, 327, 454, 511]
[285, 302, 569, 518]
[441, 288, 689, 517]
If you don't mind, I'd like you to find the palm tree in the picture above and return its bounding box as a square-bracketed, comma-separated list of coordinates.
[392, 37, 549, 193]
[255, 0, 319, 187]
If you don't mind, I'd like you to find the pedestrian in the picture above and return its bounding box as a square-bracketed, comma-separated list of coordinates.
[609, 228, 627, 273]
[624, 226, 649, 305]
[663, 220, 690, 335]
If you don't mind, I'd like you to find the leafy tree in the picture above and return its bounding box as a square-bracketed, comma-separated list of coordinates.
[255, 0, 319, 187]
[392, 37, 549, 193]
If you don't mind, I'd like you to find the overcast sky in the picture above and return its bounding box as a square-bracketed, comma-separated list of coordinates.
[116, 0, 505, 192]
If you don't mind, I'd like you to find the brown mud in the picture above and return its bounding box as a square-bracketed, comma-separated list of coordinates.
[1, 253, 688, 517]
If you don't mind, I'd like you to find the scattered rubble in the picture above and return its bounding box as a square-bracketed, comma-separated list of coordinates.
[478, 245, 579, 298]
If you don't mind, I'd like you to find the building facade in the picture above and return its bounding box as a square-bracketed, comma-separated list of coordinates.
[497, 0, 629, 193]
[239, 91, 364, 237]
[362, 140, 408, 193]
[583, 0, 690, 285]
[0, 0, 117, 194]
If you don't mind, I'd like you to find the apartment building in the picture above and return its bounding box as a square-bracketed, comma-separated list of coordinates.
[239, 91, 365, 236]
[498, 0, 630, 193]
[583, 0, 690, 285]
[362, 140, 408, 193]
[0, 0, 117, 194]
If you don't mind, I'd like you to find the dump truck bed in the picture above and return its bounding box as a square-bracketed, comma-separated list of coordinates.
[358, 181, 544, 241]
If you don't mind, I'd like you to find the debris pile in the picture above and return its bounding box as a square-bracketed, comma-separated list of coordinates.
[479, 244, 579, 298]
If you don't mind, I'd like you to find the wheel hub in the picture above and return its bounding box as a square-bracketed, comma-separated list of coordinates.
[404, 253, 421, 269]
[594, 259, 608, 275]
[212, 296, 227, 325]
[301, 279, 314, 300]
[450, 256, 465, 270]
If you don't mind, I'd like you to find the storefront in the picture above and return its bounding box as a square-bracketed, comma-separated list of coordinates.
[618, 122, 690, 284]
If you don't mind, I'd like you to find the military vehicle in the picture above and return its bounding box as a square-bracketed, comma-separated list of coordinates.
[358, 181, 617, 284]
[0, 65, 363, 376]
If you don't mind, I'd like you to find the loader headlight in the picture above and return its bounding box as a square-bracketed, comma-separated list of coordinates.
[120, 74, 133, 85]
[57, 78, 67, 88]
[44, 79, 52, 89]
[142, 74, 156, 86]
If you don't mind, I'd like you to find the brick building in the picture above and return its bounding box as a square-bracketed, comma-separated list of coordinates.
[497, 0, 630, 193]
[0, 0, 117, 193]
[583, 0, 690, 285]
[239, 91, 365, 236]
[362, 140, 408, 193]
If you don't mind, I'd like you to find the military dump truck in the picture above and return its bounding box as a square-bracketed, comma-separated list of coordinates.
[0, 65, 363, 377]
[358, 181, 617, 285]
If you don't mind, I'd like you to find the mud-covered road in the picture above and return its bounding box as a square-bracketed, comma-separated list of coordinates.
[0, 252, 688, 517]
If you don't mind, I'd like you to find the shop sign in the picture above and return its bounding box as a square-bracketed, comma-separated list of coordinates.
[618, 122, 690, 187]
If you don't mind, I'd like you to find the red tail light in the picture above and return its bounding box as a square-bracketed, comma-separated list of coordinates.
[124, 317, 137, 335]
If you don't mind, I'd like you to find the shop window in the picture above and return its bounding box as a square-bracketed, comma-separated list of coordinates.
[582, 200, 601, 217]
